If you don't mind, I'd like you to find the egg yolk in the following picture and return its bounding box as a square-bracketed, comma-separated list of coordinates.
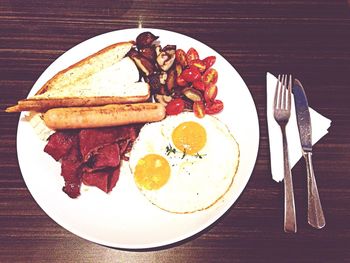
[172, 121, 207, 155]
[134, 154, 171, 190]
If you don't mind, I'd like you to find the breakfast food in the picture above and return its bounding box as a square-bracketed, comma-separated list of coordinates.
[44, 125, 141, 198]
[6, 42, 150, 112]
[8, 31, 238, 210]
[170, 47, 223, 118]
[129, 112, 240, 213]
[43, 102, 166, 129]
[126, 32, 223, 118]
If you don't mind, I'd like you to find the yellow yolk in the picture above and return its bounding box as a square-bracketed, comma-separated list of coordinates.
[134, 154, 171, 190]
[172, 121, 207, 155]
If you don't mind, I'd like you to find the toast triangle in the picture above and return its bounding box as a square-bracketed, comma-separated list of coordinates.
[6, 41, 150, 112]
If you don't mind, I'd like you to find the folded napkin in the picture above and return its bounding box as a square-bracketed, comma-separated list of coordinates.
[266, 73, 332, 182]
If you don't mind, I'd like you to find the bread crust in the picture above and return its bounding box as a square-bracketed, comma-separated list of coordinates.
[35, 41, 134, 95]
[5, 41, 149, 113]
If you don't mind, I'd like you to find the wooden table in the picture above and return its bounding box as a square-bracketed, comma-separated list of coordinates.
[1, 1, 350, 262]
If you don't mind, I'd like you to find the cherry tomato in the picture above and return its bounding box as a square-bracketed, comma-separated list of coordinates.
[202, 68, 218, 85]
[166, 98, 185, 115]
[186, 47, 199, 63]
[204, 83, 218, 103]
[175, 63, 183, 76]
[175, 49, 187, 67]
[181, 66, 201, 82]
[188, 59, 206, 73]
[193, 101, 205, 118]
[176, 74, 187, 86]
[205, 100, 224, 114]
[193, 80, 206, 92]
[203, 56, 216, 69]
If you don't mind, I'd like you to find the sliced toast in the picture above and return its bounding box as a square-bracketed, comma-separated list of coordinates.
[6, 41, 150, 112]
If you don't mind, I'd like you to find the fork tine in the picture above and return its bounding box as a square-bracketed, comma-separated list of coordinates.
[279, 74, 286, 109]
[287, 74, 292, 110]
[274, 74, 281, 109]
[283, 74, 289, 109]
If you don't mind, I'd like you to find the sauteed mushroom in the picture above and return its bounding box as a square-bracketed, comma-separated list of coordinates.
[156, 46, 176, 72]
[155, 94, 172, 106]
[139, 47, 157, 62]
[136, 32, 159, 49]
[128, 50, 156, 76]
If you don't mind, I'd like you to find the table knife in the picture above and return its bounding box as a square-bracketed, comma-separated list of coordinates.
[293, 79, 326, 229]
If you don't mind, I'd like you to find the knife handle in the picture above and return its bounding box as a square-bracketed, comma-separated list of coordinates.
[281, 126, 297, 233]
[304, 152, 326, 229]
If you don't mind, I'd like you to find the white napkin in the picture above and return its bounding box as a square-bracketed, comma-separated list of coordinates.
[266, 73, 332, 182]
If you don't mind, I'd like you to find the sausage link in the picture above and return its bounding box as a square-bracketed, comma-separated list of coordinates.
[43, 103, 166, 129]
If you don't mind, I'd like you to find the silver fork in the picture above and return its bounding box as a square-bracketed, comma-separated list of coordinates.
[273, 74, 297, 233]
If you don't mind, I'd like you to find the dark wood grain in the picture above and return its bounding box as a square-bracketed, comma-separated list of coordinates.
[1, 0, 350, 262]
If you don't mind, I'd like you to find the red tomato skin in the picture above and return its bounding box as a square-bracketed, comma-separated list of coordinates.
[182, 66, 201, 82]
[203, 56, 216, 69]
[166, 98, 185, 115]
[175, 49, 188, 67]
[193, 101, 206, 118]
[188, 59, 206, 73]
[204, 83, 218, 103]
[205, 100, 224, 114]
[193, 80, 206, 92]
[176, 75, 187, 87]
[186, 47, 200, 63]
[202, 68, 218, 85]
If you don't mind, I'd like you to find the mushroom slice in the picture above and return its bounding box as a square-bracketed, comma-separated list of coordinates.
[136, 32, 159, 49]
[154, 94, 172, 106]
[128, 51, 156, 76]
[140, 47, 157, 63]
[159, 71, 167, 85]
[146, 73, 162, 94]
[162, 45, 176, 54]
[154, 44, 162, 56]
[166, 69, 176, 93]
[156, 48, 176, 72]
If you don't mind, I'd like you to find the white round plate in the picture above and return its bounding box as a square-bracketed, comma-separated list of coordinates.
[17, 28, 259, 249]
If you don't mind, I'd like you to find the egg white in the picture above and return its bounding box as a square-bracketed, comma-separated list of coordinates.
[129, 112, 240, 214]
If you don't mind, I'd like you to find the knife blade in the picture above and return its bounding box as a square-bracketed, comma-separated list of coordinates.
[293, 79, 326, 229]
[293, 79, 312, 152]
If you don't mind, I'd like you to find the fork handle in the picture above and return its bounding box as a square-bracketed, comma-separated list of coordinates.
[304, 152, 326, 229]
[281, 126, 297, 233]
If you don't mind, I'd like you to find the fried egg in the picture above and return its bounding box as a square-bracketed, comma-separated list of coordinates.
[129, 112, 240, 213]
